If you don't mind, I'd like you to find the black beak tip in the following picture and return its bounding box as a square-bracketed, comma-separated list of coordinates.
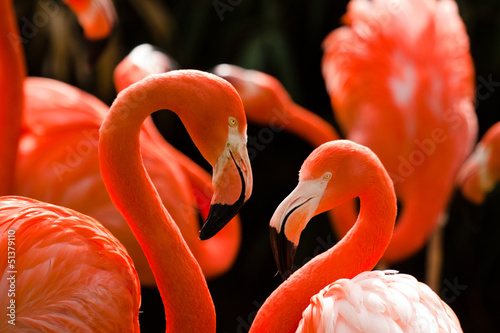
[270, 226, 296, 281]
[199, 202, 243, 240]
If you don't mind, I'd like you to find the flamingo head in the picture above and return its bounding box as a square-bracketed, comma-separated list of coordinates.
[171, 71, 253, 240]
[269, 140, 391, 279]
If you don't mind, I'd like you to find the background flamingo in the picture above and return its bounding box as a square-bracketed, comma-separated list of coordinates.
[249, 140, 462, 332]
[457, 121, 500, 204]
[321, 0, 477, 290]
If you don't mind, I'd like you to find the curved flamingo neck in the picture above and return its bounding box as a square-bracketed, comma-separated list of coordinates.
[0, 0, 25, 195]
[250, 165, 396, 333]
[99, 72, 216, 332]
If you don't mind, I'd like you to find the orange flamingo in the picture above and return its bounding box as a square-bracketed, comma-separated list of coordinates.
[99, 70, 251, 331]
[321, 0, 477, 284]
[458, 121, 500, 204]
[249, 140, 462, 332]
[16, 47, 244, 285]
[1, 69, 250, 332]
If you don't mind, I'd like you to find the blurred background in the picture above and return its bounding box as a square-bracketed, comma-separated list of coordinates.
[15, 0, 499, 332]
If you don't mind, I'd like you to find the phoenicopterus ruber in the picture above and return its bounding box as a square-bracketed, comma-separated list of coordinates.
[1, 69, 251, 332]
[249, 140, 462, 332]
[15, 46, 244, 285]
[321, 0, 477, 288]
[99, 69, 252, 331]
[458, 121, 500, 204]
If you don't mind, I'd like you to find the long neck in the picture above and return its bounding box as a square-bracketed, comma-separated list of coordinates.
[250, 171, 396, 333]
[284, 103, 340, 148]
[99, 74, 216, 332]
[0, 0, 25, 195]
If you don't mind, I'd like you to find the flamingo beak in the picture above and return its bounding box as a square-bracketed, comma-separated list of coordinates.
[199, 138, 252, 240]
[269, 177, 330, 280]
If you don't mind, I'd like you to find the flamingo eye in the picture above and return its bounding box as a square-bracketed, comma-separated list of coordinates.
[323, 172, 332, 180]
[229, 117, 238, 127]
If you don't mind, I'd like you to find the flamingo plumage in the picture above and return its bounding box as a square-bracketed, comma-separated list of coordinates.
[458, 121, 500, 204]
[321, 0, 477, 285]
[1, 69, 251, 332]
[0, 196, 141, 331]
[249, 140, 462, 332]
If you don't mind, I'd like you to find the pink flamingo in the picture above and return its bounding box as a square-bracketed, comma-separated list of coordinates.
[249, 140, 462, 332]
[321, 0, 477, 289]
[1, 69, 251, 332]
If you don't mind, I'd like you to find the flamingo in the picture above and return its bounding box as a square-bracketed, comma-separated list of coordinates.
[15, 45, 243, 285]
[0, 69, 250, 332]
[457, 121, 500, 204]
[249, 140, 462, 332]
[99, 70, 251, 331]
[321, 0, 477, 288]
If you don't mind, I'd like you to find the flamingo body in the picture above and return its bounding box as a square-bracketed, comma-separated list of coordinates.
[297, 270, 461, 333]
[250, 140, 462, 332]
[0, 196, 140, 332]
